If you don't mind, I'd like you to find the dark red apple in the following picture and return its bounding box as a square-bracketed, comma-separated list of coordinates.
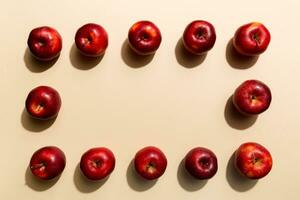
[29, 146, 66, 180]
[233, 22, 271, 56]
[235, 142, 273, 179]
[75, 23, 108, 57]
[182, 20, 216, 55]
[128, 21, 161, 55]
[25, 86, 62, 120]
[27, 26, 62, 61]
[134, 146, 167, 180]
[233, 80, 271, 115]
[184, 147, 218, 179]
[80, 147, 115, 180]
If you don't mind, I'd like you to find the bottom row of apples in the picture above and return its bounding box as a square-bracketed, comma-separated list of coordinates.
[29, 143, 272, 183]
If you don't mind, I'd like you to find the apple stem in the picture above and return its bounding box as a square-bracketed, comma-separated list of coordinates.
[253, 34, 261, 45]
[30, 163, 45, 170]
[196, 32, 204, 39]
[83, 38, 91, 44]
[92, 160, 102, 168]
[146, 161, 156, 172]
[149, 161, 155, 167]
[141, 34, 150, 41]
[38, 41, 45, 47]
[35, 104, 44, 112]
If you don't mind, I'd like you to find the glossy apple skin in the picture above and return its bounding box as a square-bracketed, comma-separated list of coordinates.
[233, 22, 271, 56]
[80, 147, 115, 180]
[183, 20, 216, 55]
[128, 21, 162, 55]
[235, 142, 272, 179]
[25, 86, 62, 120]
[184, 147, 218, 179]
[134, 146, 167, 180]
[233, 80, 271, 115]
[29, 146, 66, 180]
[75, 23, 108, 57]
[27, 26, 62, 61]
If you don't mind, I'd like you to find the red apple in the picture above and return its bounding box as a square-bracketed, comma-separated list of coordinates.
[235, 142, 273, 179]
[134, 146, 167, 180]
[25, 86, 62, 120]
[27, 26, 62, 61]
[29, 146, 66, 180]
[75, 23, 108, 57]
[233, 80, 271, 115]
[233, 22, 271, 56]
[184, 147, 218, 179]
[182, 20, 216, 55]
[128, 21, 162, 55]
[80, 147, 115, 180]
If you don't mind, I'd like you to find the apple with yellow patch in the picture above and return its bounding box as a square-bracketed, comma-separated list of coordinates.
[134, 146, 167, 180]
[25, 86, 61, 120]
[234, 142, 273, 179]
[233, 80, 272, 115]
[233, 22, 271, 56]
[128, 21, 161, 55]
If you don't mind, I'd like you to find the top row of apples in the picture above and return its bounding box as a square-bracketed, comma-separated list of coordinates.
[28, 20, 271, 60]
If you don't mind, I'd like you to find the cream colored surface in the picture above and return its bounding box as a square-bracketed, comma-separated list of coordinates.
[0, 0, 299, 199]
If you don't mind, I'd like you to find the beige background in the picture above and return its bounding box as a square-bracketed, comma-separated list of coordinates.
[0, 0, 299, 199]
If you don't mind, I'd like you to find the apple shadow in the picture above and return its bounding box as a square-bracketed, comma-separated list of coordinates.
[126, 159, 157, 191]
[25, 166, 60, 191]
[69, 43, 103, 70]
[21, 108, 57, 132]
[226, 39, 259, 69]
[121, 39, 154, 68]
[73, 163, 108, 193]
[175, 38, 207, 68]
[177, 159, 207, 191]
[226, 152, 258, 192]
[23, 48, 59, 73]
[224, 95, 258, 130]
